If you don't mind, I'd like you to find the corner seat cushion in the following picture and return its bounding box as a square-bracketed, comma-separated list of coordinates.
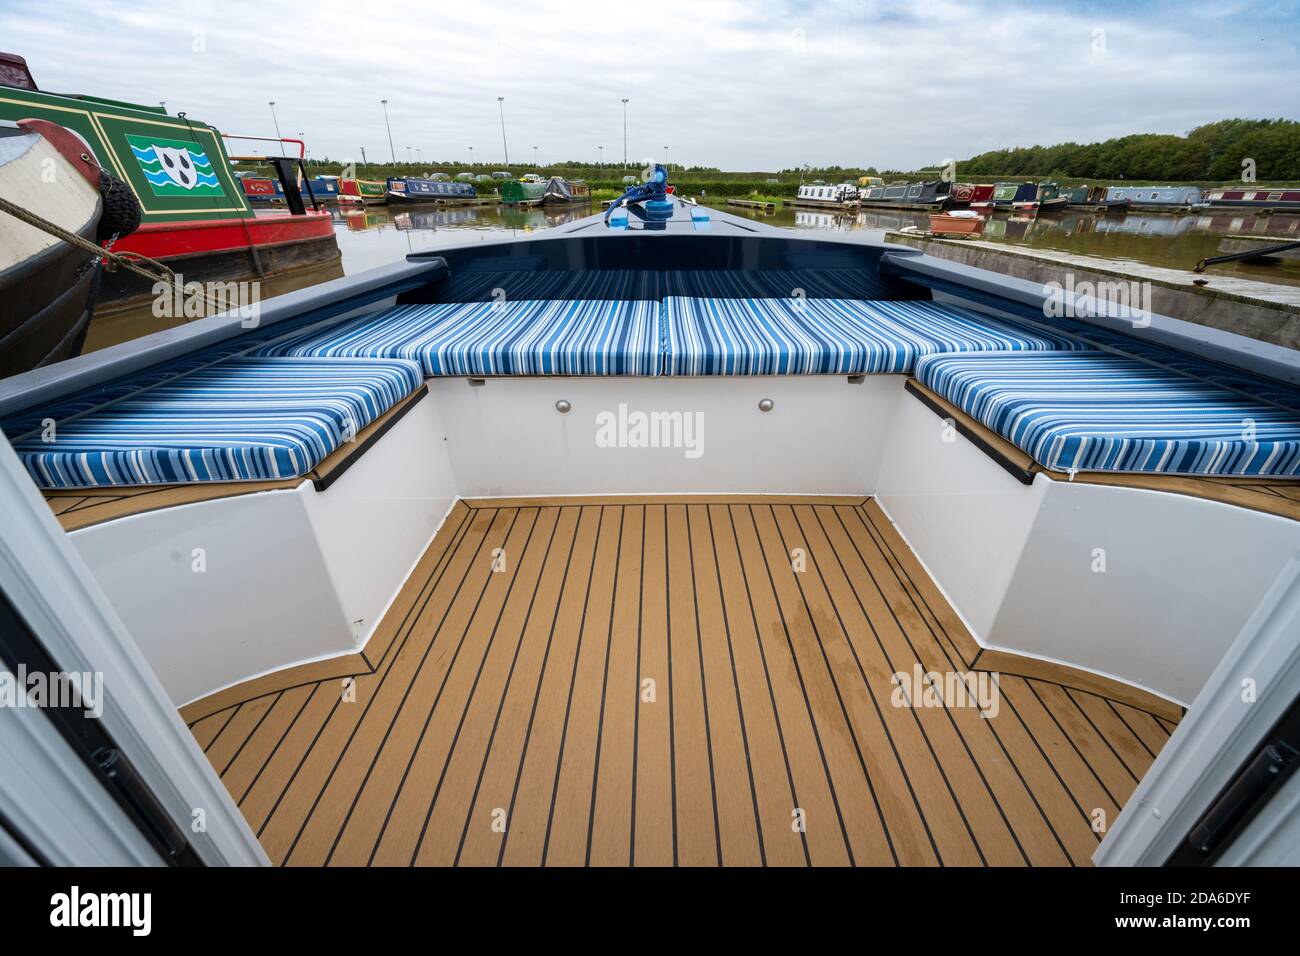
[662, 297, 1089, 375]
[252, 300, 662, 376]
[915, 351, 1300, 477]
[10, 358, 423, 488]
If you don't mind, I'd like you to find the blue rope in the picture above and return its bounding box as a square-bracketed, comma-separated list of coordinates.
[604, 163, 669, 221]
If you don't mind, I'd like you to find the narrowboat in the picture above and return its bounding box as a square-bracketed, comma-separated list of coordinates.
[1035, 182, 1069, 212]
[3, 165, 1299, 873]
[949, 183, 995, 208]
[792, 182, 861, 208]
[500, 179, 547, 206]
[0, 52, 339, 323]
[386, 178, 478, 205]
[857, 180, 951, 211]
[241, 173, 339, 205]
[1197, 188, 1300, 213]
[1104, 185, 1202, 212]
[338, 178, 388, 207]
[305, 176, 341, 203]
[238, 174, 278, 203]
[1063, 185, 1131, 213]
[542, 177, 591, 204]
[988, 182, 1040, 210]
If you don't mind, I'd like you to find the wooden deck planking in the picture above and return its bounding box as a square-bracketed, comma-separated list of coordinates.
[188, 497, 1179, 867]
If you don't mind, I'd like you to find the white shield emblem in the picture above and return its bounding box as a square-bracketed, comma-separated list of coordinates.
[154, 145, 197, 189]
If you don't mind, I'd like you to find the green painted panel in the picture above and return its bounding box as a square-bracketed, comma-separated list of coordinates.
[0, 85, 251, 222]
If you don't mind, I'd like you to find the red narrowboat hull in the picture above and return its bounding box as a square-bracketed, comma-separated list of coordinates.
[95, 211, 340, 317]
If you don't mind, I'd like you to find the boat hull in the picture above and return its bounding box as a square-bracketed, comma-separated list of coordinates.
[928, 213, 987, 236]
[0, 125, 104, 376]
[0, 233, 100, 377]
[93, 211, 340, 317]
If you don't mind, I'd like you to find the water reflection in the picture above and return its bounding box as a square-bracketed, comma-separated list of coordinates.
[721, 203, 1300, 286]
[332, 199, 1300, 288]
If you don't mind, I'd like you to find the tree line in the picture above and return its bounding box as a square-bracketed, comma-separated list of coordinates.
[955, 119, 1300, 183]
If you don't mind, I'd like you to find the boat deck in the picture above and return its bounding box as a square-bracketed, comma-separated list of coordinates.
[184, 497, 1179, 867]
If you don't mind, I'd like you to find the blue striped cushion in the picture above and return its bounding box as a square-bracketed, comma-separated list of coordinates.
[1044, 319, 1300, 414]
[252, 300, 662, 376]
[662, 297, 1089, 375]
[916, 351, 1300, 477]
[11, 358, 422, 488]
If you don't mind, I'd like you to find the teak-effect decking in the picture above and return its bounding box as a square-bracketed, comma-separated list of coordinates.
[184, 497, 1179, 867]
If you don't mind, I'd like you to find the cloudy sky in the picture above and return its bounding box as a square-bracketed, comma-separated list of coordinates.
[2, 0, 1297, 171]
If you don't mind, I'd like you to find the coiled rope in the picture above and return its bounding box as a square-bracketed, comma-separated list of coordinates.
[603, 163, 670, 221]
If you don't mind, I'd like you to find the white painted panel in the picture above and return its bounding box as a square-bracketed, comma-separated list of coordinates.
[300, 394, 457, 647]
[874, 388, 1300, 705]
[990, 482, 1300, 704]
[432, 375, 901, 497]
[875, 392, 1047, 638]
[69, 489, 353, 706]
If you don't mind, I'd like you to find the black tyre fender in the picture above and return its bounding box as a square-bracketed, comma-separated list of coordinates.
[96, 168, 143, 242]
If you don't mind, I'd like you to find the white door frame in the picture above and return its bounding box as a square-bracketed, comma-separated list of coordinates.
[1096, 548, 1300, 865]
[0, 434, 266, 866]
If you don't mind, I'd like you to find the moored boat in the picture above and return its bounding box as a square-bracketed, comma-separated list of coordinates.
[1064, 184, 1131, 213]
[1036, 182, 1069, 212]
[386, 177, 478, 204]
[987, 181, 1039, 210]
[0, 52, 340, 327]
[542, 177, 591, 204]
[500, 179, 547, 205]
[238, 174, 278, 203]
[949, 182, 995, 207]
[858, 180, 951, 210]
[338, 177, 388, 206]
[792, 181, 861, 208]
[928, 209, 987, 235]
[1197, 187, 1300, 213]
[1104, 184, 1202, 212]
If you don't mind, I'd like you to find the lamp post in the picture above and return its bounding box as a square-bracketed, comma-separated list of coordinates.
[663, 145, 669, 169]
[268, 101, 282, 139]
[497, 97, 509, 166]
[360, 146, 367, 166]
[621, 98, 629, 168]
[533, 145, 539, 167]
[406, 145, 412, 164]
[598, 145, 604, 166]
[469, 146, 474, 166]
[417, 147, 422, 164]
[381, 99, 395, 163]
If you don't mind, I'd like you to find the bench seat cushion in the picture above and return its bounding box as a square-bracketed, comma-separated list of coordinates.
[252, 300, 662, 376]
[10, 358, 423, 488]
[915, 350, 1300, 477]
[662, 297, 1089, 375]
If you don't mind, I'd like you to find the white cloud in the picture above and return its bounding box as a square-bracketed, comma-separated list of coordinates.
[0, 0, 1295, 170]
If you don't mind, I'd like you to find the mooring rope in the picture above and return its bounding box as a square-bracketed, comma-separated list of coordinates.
[0, 192, 240, 314]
